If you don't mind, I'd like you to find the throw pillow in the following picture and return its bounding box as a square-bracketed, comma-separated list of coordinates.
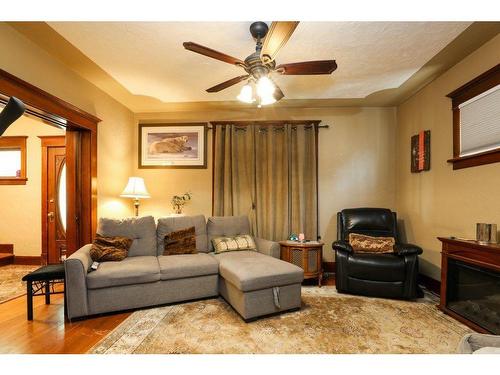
[348, 233, 395, 254]
[164, 226, 197, 255]
[212, 234, 256, 254]
[90, 234, 133, 262]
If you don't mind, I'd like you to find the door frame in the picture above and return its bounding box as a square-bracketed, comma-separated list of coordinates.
[0, 69, 101, 257]
[40, 136, 65, 264]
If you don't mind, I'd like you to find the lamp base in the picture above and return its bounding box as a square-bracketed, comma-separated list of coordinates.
[133, 198, 140, 217]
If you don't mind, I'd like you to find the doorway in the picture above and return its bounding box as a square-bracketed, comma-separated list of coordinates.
[41, 136, 66, 264]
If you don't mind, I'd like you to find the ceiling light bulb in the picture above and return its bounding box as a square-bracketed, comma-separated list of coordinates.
[259, 92, 277, 106]
[256, 76, 276, 98]
[237, 83, 254, 103]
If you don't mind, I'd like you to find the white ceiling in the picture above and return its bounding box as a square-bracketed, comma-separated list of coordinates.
[49, 22, 470, 103]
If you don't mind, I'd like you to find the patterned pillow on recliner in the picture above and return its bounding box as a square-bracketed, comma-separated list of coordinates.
[348, 233, 395, 254]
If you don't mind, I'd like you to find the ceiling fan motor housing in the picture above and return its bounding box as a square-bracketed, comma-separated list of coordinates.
[249, 21, 269, 40]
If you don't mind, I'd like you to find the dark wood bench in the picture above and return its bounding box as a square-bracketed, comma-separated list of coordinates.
[22, 264, 65, 320]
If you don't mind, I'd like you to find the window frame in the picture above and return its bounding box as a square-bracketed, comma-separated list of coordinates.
[446, 64, 500, 170]
[0, 136, 28, 185]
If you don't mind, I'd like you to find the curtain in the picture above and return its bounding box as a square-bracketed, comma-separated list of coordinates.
[213, 122, 318, 241]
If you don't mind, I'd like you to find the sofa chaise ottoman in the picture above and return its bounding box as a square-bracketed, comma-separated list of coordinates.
[64, 214, 304, 321]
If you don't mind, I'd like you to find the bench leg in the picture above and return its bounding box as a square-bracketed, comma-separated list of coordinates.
[45, 281, 50, 304]
[27, 280, 33, 321]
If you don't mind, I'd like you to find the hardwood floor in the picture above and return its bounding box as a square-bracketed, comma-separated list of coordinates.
[0, 274, 335, 354]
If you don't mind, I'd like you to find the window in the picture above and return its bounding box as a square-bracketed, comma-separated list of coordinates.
[447, 64, 500, 170]
[0, 136, 27, 185]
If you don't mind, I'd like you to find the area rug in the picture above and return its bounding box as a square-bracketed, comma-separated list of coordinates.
[0, 265, 39, 303]
[89, 287, 472, 354]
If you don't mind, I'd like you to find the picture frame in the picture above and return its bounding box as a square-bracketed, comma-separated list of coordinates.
[138, 123, 208, 169]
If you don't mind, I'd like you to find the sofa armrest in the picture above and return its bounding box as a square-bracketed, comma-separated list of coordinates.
[394, 243, 423, 256]
[64, 244, 92, 319]
[255, 237, 280, 259]
[332, 240, 353, 254]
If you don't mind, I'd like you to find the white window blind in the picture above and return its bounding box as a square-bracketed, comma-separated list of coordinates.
[459, 84, 500, 157]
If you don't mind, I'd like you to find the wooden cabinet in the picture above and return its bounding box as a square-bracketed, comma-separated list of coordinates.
[279, 241, 324, 287]
[438, 237, 500, 334]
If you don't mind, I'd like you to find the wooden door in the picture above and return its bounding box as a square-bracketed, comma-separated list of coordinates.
[41, 136, 66, 264]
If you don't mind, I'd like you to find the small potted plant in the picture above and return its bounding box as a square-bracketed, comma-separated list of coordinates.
[171, 192, 192, 215]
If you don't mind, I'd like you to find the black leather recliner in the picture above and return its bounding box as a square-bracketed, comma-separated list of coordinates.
[333, 208, 423, 299]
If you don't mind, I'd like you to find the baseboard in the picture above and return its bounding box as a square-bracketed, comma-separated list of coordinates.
[323, 261, 335, 273]
[13, 256, 41, 265]
[418, 273, 441, 295]
[0, 244, 14, 254]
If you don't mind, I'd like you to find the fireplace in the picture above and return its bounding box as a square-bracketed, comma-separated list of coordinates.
[438, 237, 500, 333]
[446, 259, 500, 334]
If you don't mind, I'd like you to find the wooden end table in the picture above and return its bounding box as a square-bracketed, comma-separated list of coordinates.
[279, 241, 324, 287]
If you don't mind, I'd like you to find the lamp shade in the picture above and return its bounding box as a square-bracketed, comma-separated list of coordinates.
[120, 177, 150, 198]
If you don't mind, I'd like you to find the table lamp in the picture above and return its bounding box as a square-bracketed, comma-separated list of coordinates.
[120, 177, 150, 216]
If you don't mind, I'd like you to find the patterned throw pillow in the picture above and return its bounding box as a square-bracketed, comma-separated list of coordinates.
[348, 233, 395, 254]
[212, 234, 256, 254]
[90, 234, 133, 262]
[164, 226, 197, 256]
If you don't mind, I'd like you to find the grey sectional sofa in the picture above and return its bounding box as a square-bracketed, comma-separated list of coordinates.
[64, 215, 304, 321]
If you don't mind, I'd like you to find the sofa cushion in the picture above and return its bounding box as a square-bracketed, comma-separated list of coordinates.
[97, 216, 157, 257]
[86, 256, 160, 289]
[157, 215, 208, 255]
[158, 253, 219, 281]
[347, 253, 405, 282]
[212, 234, 256, 254]
[212, 251, 303, 292]
[207, 216, 251, 252]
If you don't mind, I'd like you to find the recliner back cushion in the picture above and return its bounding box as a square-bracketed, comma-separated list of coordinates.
[157, 215, 208, 255]
[207, 216, 251, 252]
[97, 216, 157, 257]
[340, 208, 397, 241]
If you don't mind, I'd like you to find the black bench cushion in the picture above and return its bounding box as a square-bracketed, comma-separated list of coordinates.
[22, 264, 65, 282]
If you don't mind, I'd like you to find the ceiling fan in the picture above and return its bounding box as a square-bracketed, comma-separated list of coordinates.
[183, 21, 337, 106]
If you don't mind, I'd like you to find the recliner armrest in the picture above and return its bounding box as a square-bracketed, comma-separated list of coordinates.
[332, 240, 353, 254]
[394, 243, 423, 256]
[254, 237, 280, 259]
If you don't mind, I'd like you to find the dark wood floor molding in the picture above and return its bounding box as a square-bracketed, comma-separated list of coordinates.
[0, 244, 14, 253]
[418, 273, 441, 295]
[13, 256, 41, 266]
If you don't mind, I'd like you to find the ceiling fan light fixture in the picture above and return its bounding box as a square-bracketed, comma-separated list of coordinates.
[256, 76, 276, 98]
[259, 92, 277, 106]
[237, 83, 255, 103]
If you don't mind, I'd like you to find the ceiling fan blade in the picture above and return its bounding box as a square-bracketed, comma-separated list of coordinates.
[274, 85, 285, 101]
[260, 21, 299, 62]
[0, 97, 25, 136]
[206, 75, 250, 93]
[276, 60, 338, 75]
[183, 42, 245, 66]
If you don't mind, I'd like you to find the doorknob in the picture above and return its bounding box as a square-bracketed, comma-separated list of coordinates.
[48, 212, 55, 222]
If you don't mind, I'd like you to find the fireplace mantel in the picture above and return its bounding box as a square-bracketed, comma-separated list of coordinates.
[438, 237, 500, 334]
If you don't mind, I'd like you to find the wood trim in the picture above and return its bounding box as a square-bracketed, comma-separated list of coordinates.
[0, 244, 14, 254]
[418, 273, 441, 295]
[13, 255, 41, 265]
[39, 135, 65, 147]
[447, 64, 500, 169]
[0, 69, 100, 257]
[0, 69, 101, 131]
[0, 136, 28, 185]
[138, 123, 208, 169]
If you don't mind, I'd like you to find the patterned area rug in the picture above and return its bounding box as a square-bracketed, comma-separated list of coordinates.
[0, 265, 39, 303]
[89, 287, 472, 354]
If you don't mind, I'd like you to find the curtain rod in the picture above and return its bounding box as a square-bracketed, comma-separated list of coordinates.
[207, 123, 329, 130]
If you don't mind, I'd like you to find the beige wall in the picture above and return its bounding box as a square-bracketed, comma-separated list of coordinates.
[136, 107, 397, 262]
[0, 23, 136, 223]
[0, 116, 64, 256]
[395, 35, 500, 280]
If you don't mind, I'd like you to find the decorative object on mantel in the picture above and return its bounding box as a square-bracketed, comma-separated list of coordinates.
[138, 123, 207, 169]
[171, 192, 192, 215]
[476, 223, 498, 244]
[411, 130, 430, 173]
[120, 177, 150, 217]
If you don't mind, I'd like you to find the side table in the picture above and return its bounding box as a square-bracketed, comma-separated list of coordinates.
[279, 241, 324, 287]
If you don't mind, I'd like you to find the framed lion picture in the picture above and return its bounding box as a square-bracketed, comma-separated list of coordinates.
[138, 123, 207, 168]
